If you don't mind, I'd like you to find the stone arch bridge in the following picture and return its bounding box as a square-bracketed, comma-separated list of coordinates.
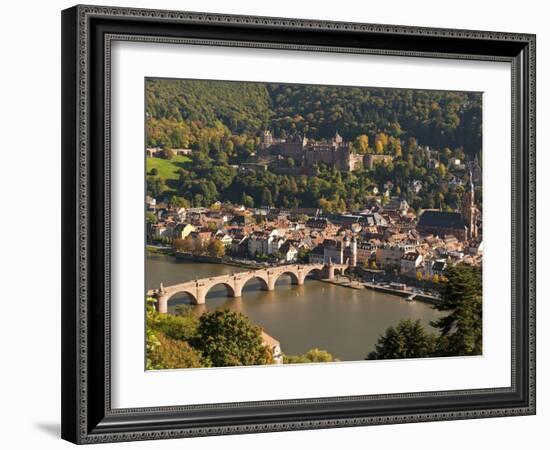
[149, 263, 349, 313]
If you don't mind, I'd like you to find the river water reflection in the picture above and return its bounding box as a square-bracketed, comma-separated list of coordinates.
[146, 255, 443, 361]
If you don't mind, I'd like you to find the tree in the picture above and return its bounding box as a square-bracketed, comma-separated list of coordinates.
[174, 236, 195, 253]
[170, 196, 189, 208]
[225, 139, 235, 155]
[241, 192, 254, 208]
[145, 297, 161, 370]
[284, 348, 337, 364]
[148, 332, 205, 369]
[191, 310, 273, 367]
[147, 176, 166, 198]
[366, 319, 438, 360]
[153, 310, 199, 342]
[261, 187, 273, 206]
[297, 247, 310, 263]
[164, 147, 175, 160]
[375, 139, 384, 154]
[353, 134, 370, 154]
[431, 264, 482, 356]
[206, 239, 226, 258]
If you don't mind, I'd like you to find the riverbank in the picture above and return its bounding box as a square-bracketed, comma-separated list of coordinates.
[146, 256, 445, 360]
[319, 278, 365, 290]
[318, 277, 439, 305]
[146, 245, 174, 256]
[174, 252, 262, 270]
[362, 282, 440, 305]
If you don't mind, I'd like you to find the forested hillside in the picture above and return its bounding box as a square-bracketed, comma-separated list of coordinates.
[145, 78, 482, 157]
[268, 84, 481, 155]
[145, 78, 482, 213]
[146, 78, 272, 133]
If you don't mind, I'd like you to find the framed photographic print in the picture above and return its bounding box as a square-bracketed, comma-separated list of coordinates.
[61, 5, 536, 444]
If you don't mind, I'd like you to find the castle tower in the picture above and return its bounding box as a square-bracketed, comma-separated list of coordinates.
[461, 171, 478, 240]
[334, 131, 343, 146]
[261, 130, 273, 149]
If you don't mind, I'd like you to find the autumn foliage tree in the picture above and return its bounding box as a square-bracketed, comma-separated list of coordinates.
[148, 332, 205, 369]
[353, 134, 370, 154]
[206, 239, 226, 258]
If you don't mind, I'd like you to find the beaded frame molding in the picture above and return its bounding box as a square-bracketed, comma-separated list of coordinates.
[61, 4, 536, 444]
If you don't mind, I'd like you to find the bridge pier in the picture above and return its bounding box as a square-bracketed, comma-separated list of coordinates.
[157, 295, 168, 314]
[233, 282, 243, 298]
[326, 265, 335, 281]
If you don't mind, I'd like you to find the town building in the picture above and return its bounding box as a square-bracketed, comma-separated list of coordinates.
[279, 241, 298, 262]
[417, 210, 468, 241]
[173, 223, 195, 240]
[356, 242, 378, 266]
[309, 245, 325, 264]
[261, 331, 283, 365]
[376, 243, 416, 269]
[400, 252, 423, 275]
[417, 175, 479, 241]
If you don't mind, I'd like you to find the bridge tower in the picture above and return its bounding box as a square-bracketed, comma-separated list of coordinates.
[155, 292, 169, 314]
[350, 235, 357, 267]
[326, 258, 335, 281]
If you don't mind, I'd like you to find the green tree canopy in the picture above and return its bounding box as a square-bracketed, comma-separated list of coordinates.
[431, 264, 482, 356]
[191, 310, 273, 367]
[366, 319, 438, 360]
[284, 348, 337, 364]
[152, 310, 199, 342]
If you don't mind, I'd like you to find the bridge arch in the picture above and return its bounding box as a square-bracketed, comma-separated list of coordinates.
[333, 265, 353, 279]
[203, 281, 236, 300]
[240, 274, 270, 291]
[163, 289, 198, 304]
[303, 266, 324, 280]
[157, 289, 199, 313]
[273, 270, 300, 286]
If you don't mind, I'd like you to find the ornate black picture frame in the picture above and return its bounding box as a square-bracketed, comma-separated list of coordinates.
[61, 4, 536, 444]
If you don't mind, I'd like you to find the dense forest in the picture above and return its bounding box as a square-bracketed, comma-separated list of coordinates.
[146, 78, 482, 156]
[145, 79, 482, 212]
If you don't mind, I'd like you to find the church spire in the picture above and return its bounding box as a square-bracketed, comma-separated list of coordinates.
[461, 170, 477, 240]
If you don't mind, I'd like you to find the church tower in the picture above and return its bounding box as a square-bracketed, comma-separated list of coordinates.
[461, 172, 478, 240]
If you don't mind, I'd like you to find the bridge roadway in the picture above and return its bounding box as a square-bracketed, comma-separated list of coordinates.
[149, 262, 348, 313]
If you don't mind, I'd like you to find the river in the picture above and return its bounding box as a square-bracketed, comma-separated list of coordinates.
[146, 255, 443, 361]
